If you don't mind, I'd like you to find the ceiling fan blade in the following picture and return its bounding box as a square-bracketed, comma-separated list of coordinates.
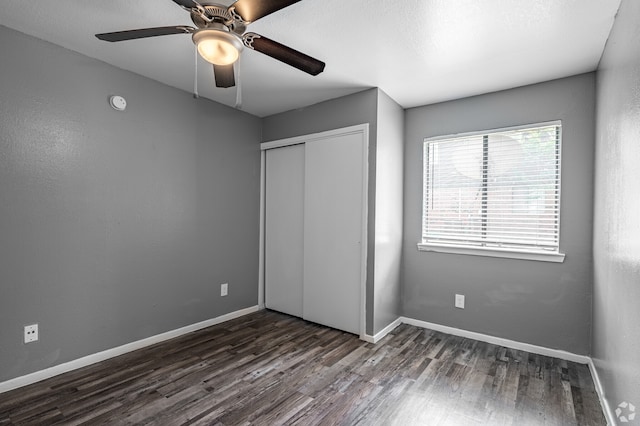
[213, 64, 236, 88]
[170, 0, 197, 8]
[230, 0, 301, 23]
[95, 26, 194, 42]
[243, 33, 325, 76]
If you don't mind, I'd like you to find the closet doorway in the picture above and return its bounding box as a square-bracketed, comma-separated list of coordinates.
[261, 125, 369, 335]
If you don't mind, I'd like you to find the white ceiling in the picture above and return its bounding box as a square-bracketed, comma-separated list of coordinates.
[0, 0, 621, 117]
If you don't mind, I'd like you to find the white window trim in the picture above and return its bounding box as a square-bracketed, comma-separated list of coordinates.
[417, 242, 565, 263]
[419, 120, 565, 263]
[422, 120, 561, 142]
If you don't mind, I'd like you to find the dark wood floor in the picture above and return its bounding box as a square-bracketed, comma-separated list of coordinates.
[0, 310, 605, 425]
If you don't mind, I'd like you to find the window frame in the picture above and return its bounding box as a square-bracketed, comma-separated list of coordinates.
[417, 121, 565, 263]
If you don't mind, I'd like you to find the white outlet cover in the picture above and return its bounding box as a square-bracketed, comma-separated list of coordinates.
[221, 283, 228, 297]
[455, 294, 465, 309]
[24, 324, 38, 343]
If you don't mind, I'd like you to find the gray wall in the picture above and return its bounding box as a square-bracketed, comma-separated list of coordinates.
[0, 26, 262, 383]
[262, 88, 378, 143]
[373, 90, 404, 334]
[403, 74, 596, 354]
[263, 89, 385, 335]
[593, 0, 640, 413]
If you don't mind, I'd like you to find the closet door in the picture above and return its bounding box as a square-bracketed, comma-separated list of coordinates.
[303, 132, 364, 335]
[264, 144, 305, 317]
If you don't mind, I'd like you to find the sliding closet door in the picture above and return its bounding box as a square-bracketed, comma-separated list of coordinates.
[264, 144, 305, 317]
[303, 133, 364, 335]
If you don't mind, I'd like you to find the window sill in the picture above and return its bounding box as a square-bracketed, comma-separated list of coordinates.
[417, 243, 565, 263]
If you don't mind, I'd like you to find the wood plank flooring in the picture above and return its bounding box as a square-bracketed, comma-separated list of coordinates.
[0, 310, 605, 425]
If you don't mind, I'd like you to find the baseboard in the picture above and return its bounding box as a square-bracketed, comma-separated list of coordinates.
[361, 315, 591, 364]
[400, 317, 591, 364]
[0, 305, 261, 394]
[588, 358, 616, 425]
[361, 317, 402, 343]
[371, 316, 611, 423]
[2, 308, 613, 425]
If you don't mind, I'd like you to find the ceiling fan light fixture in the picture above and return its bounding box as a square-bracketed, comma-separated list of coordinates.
[193, 29, 244, 66]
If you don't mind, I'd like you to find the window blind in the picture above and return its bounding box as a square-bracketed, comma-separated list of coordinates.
[422, 122, 561, 253]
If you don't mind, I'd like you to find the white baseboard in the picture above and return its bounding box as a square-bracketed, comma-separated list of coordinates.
[391, 317, 611, 423]
[362, 315, 591, 364]
[2, 307, 613, 425]
[588, 358, 616, 426]
[401, 317, 590, 364]
[0, 305, 261, 394]
[361, 317, 402, 343]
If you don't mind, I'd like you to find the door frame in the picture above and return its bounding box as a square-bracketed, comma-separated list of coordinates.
[258, 123, 370, 339]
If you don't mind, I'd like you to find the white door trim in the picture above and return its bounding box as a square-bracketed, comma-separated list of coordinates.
[259, 123, 369, 338]
[261, 124, 370, 151]
[258, 150, 266, 309]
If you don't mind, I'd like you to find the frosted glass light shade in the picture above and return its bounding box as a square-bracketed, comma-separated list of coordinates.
[193, 29, 244, 66]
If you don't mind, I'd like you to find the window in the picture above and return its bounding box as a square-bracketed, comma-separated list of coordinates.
[419, 121, 564, 262]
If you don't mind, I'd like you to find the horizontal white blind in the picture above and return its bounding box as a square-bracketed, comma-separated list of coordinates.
[422, 122, 561, 253]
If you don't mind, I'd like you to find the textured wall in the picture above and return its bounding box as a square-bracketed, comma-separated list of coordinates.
[592, 0, 640, 415]
[373, 90, 404, 334]
[0, 26, 262, 382]
[403, 74, 596, 354]
[262, 88, 378, 142]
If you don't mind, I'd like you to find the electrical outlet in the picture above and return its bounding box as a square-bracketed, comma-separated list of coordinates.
[455, 294, 465, 309]
[221, 283, 228, 297]
[24, 324, 38, 343]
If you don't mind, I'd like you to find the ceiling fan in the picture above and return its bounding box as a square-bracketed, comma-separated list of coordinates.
[95, 0, 325, 89]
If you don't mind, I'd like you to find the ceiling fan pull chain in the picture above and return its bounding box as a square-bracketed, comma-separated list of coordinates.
[235, 55, 242, 109]
[193, 45, 199, 99]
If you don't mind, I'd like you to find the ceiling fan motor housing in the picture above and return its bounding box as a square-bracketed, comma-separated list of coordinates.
[190, 3, 245, 34]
